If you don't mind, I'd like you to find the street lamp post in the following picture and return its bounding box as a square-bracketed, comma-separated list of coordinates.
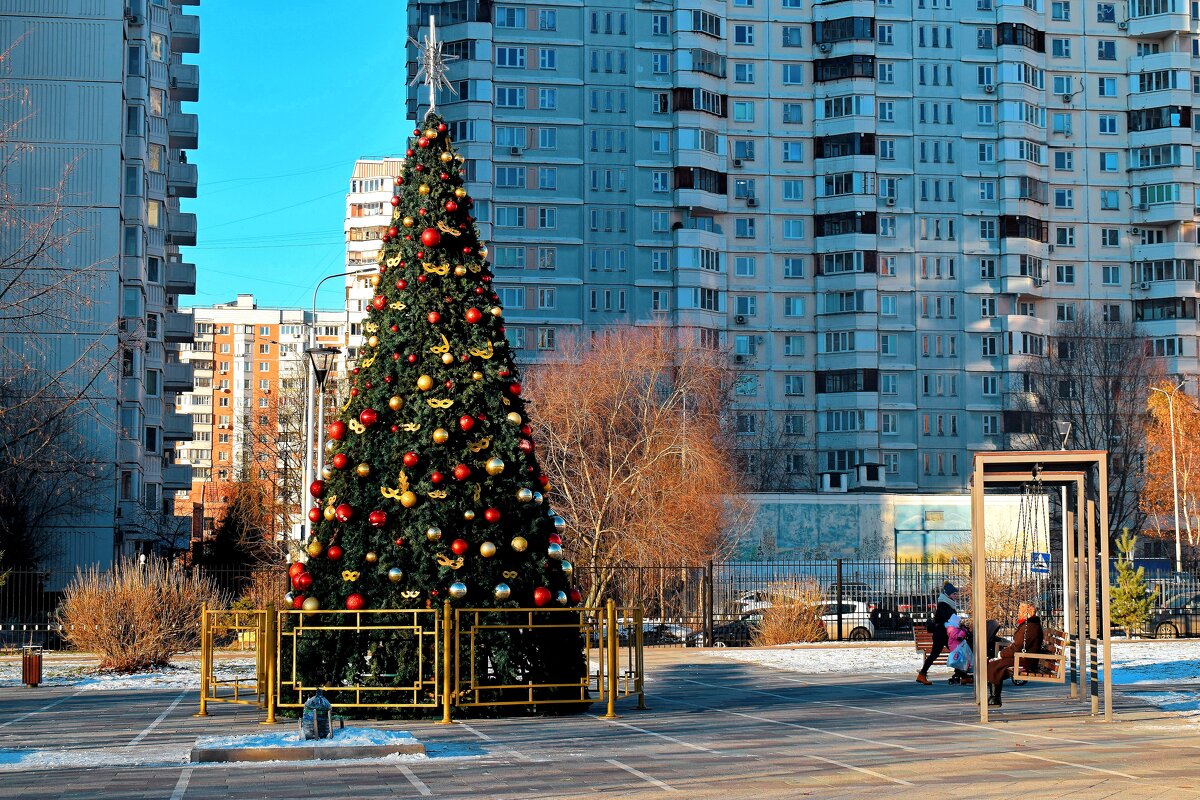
[1150, 379, 1188, 574]
[303, 345, 340, 540]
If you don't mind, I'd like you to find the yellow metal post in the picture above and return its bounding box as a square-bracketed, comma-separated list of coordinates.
[260, 605, 277, 724]
[634, 605, 646, 710]
[194, 603, 209, 717]
[603, 599, 618, 719]
[437, 600, 453, 724]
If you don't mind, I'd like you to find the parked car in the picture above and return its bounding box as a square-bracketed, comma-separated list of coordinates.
[727, 589, 772, 616]
[687, 613, 761, 647]
[824, 581, 874, 603]
[1150, 593, 1200, 638]
[819, 601, 875, 640]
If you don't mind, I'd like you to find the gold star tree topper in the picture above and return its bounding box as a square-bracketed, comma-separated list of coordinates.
[409, 15, 458, 116]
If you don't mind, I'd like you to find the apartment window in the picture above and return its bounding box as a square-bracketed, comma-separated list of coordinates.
[735, 257, 756, 277]
[494, 206, 525, 227]
[537, 208, 557, 229]
[880, 334, 897, 355]
[881, 373, 898, 394]
[496, 87, 525, 108]
[496, 6, 526, 27]
[538, 167, 557, 190]
[979, 219, 997, 239]
[1056, 263, 1076, 284]
[1099, 114, 1118, 134]
[735, 218, 756, 238]
[733, 102, 755, 122]
[539, 48, 557, 70]
[878, 23, 894, 44]
[784, 297, 806, 317]
[126, 105, 143, 135]
[1103, 264, 1121, 284]
[1052, 0, 1071, 18]
[1097, 40, 1116, 59]
[734, 62, 755, 83]
[496, 47, 526, 68]
[1101, 228, 1120, 246]
[1056, 226, 1076, 246]
[651, 250, 670, 271]
[1054, 189, 1074, 208]
[652, 14, 669, 35]
[127, 44, 144, 76]
[539, 128, 557, 149]
[1052, 38, 1070, 57]
[537, 288, 556, 309]
[782, 64, 804, 84]
[1054, 151, 1074, 170]
[783, 335, 805, 356]
[539, 9, 557, 30]
[982, 337, 999, 359]
[507, 328, 526, 349]
[784, 375, 806, 396]
[652, 171, 670, 192]
[538, 88, 558, 110]
[1100, 190, 1120, 210]
[653, 53, 670, 74]
[878, 101, 895, 122]
[981, 298, 997, 318]
[537, 327, 556, 351]
[733, 24, 755, 44]
[1097, 77, 1117, 96]
[783, 258, 805, 278]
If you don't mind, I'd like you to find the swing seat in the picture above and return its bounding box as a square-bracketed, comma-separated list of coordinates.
[1012, 630, 1067, 684]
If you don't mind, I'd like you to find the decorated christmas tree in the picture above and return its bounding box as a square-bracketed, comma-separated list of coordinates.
[287, 26, 583, 712]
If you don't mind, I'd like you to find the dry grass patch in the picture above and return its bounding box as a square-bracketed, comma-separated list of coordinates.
[752, 580, 827, 646]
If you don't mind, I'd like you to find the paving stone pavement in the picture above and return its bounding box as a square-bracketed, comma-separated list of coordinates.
[1, 649, 1198, 799]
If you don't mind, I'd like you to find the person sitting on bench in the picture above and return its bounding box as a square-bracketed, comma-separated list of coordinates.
[986, 602, 1043, 707]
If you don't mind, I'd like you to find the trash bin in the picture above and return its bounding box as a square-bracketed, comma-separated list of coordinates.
[21, 646, 42, 688]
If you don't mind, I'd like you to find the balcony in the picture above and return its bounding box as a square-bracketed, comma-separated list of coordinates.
[1137, 200, 1195, 225]
[163, 412, 193, 442]
[170, 12, 200, 54]
[164, 311, 194, 343]
[163, 463, 193, 491]
[118, 437, 141, 464]
[167, 111, 198, 150]
[1127, 10, 1190, 37]
[164, 260, 196, 294]
[166, 212, 197, 246]
[675, 188, 727, 213]
[168, 62, 198, 102]
[1135, 278, 1197, 301]
[163, 361, 194, 392]
[168, 161, 197, 198]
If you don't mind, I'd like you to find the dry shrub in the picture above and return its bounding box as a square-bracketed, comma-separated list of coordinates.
[233, 569, 288, 611]
[752, 580, 827, 646]
[57, 559, 221, 672]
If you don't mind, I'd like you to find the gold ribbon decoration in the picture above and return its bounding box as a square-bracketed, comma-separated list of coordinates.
[348, 419, 365, 434]
[342, 570, 360, 582]
[430, 334, 451, 354]
[467, 342, 493, 359]
[339, 397, 352, 412]
[426, 398, 454, 409]
[436, 220, 462, 237]
[436, 554, 464, 570]
[468, 438, 491, 453]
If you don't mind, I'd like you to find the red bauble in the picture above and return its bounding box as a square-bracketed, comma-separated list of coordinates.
[427, 311, 441, 324]
[412, 128, 422, 136]
[289, 562, 307, 579]
[359, 408, 378, 427]
[407, 354, 417, 363]
[437, 122, 448, 132]
[518, 438, 535, 454]
[568, 588, 582, 604]
[453, 464, 471, 480]
[549, 533, 562, 545]
[390, 324, 399, 332]
[387, 227, 398, 238]
[392, 353, 401, 361]
[332, 453, 349, 470]
[395, 279, 408, 290]
[309, 479, 325, 498]
[368, 510, 388, 528]
[474, 287, 484, 296]
[328, 421, 348, 441]
[450, 538, 469, 556]
[390, 424, 399, 433]
[509, 382, 523, 396]
[372, 295, 387, 310]
[499, 369, 511, 378]
[353, 367, 361, 375]
[520, 424, 532, 436]
[307, 507, 322, 523]
[430, 471, 444, 484]
[484, 508, 501, 524]
[334, 503, 353, 522]
[395, 537, 405, 547]
[439, 172, 450, 180]
[537, 475, 550, 488]
[445, 200, 458, 212]
[464, 307, 483, 324]
[292, 595, 306, 609]
[390, 195, 400, 207]
[414, 165, 424, 173]
[417, 275, 428, 283]
[346, 593, 365, 610]
[445, 380, 454, 390]
[350, 388, 359, 397]
[458, 415, 475, 432]
[533, 587, 552, 607]
[420, 228, 442, 248]
[293, 572, 313, 591]
[418, 208, 427, 216]
[405, 148, 415, 157]
[462, 247, 473, 255]
[403, 451, 419, 468]
[326, 544, 344, 561]
[417, 137, 430, 148]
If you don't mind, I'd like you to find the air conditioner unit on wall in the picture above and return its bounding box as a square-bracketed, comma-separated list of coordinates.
[1139, 281, 1151, 290]
[735, 314, 748, 325]
[984, 84, 995, 93]
[1117, 20, 1128, 29]
[818, 43, 832, 53]
[885, 197, 896, 206]
[746, 197, 759, 207]
[732, 158, 744, 168]
[509, 146, 521, 156]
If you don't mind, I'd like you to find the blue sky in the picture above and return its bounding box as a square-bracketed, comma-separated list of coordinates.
[184, 1, 407, 310]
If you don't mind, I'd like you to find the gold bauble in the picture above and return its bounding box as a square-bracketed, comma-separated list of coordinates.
[510, 536, 528, 553]
[369, 274, 382, 287]
[472, 371, 483, 381]
[454, 265, 468, 276]
[367, 335, 379, 348]
[454, 188, 467, 199]
[478, 246, 488, 259]
[321, 466, 334, 480]
[302, 596, 321, 611]
[480, 541, 497, 558]
[388, 567, 404, 583]
[506, 412, 522, 425]
[402, 216, 415, 228]
[440, 152, 454, 163]
[417, 374, 434, 391]
[441, 353, 455, 365]
[355, 462, 371, 478]
[388, 395, 403, 411]
[463, 510, 476, 521]
[323, 506, 336, 521]
[418, 184, 431, 195]
[424, 128, 437, 138]
[426, 526, 442, 542]
[400, 490, 418, 508]
[489, 306, 503, 317]
[432, 427, 449, 444]
[485, 456, 505, 476]
[307, 540, 324, 557]
[516, 488, 533, 503]
[365, 551, 378, 564]
[448, 581, 468, 600]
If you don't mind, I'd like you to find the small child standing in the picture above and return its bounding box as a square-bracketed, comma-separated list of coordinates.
[945, 614, 974, 685]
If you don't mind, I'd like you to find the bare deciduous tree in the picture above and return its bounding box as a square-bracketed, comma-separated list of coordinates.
[1142, 381, 1200, 556]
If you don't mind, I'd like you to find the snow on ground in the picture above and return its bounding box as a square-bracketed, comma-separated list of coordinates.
[196, 727, 419, 750]
[0, 658, 257, 691]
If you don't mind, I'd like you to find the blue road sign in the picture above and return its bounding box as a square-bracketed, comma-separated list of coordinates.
[1030, 552, 1051, 575]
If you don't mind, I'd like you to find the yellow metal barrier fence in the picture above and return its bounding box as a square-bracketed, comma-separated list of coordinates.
[194, 604, 273, 718]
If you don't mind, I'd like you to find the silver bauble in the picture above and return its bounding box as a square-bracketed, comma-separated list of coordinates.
[555, 591, 568, 606]
[493, 583, 512, 601]
[516, 488, 534, 503]
[449, 581, 468, 599]
[284, 591, 295, 604]
[552, 514, 566, 533]
[321, 465, 334, 480]
[324, 439, 337, 454]
[561, 560, 573, 578]
[532, 491, 543, 506]
[426, 526, 442, 542]
[547, 543, 564, 560]
[388, 567, 404, 583]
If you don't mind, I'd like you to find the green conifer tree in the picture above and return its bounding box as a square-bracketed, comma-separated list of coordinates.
[1110, 528, 1156, 638]
[289, 113, 583, 713]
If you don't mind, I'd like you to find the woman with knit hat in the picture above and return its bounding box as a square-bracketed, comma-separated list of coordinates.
[916, 581, 959, 685]
[985, 602, 1044, 707]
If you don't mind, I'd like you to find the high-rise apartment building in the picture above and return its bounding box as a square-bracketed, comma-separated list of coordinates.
[174, 295, 352, 543]
[345, 158, 407, 334]
[401, 0, 1200, 495]
[0, 0, 199, 566]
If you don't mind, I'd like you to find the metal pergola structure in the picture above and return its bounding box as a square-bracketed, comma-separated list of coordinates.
[970, 450, 1113, 723]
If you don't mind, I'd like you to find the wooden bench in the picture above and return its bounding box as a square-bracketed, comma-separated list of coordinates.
[1012, 629, 1067, 684]
[913, 625, 948, 665]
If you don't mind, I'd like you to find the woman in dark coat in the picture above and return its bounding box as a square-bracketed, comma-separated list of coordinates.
[916, 581, 958, 685]
[986, 602, 1044, 707]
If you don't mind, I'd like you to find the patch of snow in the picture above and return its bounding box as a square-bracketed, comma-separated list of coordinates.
[195, 728, 419, 750]
[1126, 691, 1200, 717]
[0, 659, 256, 691]
[0, 745, 189, 772]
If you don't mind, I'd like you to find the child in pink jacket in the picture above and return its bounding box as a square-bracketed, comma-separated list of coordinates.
[945, 614, 974, 685]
